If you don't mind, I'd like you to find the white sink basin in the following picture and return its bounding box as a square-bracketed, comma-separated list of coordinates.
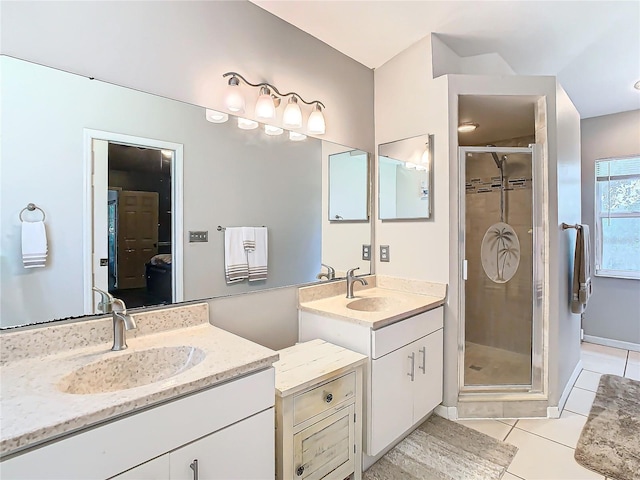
[346, 296, 405, 312]
[58, 346, 206, 394]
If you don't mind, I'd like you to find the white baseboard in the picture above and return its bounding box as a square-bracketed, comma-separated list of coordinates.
[434, 405, 458, 420]
[583, 335, 640, 352]
[548, 359, 583, 418]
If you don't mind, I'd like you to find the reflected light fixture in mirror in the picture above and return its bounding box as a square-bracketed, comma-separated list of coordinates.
[206, 109, 229, 123]
[289, 131, 307, 142]
[458, 122, 479, 133]
[224, 75, 245, 114]
[237, 117, 259, 130]
[264, 124, 284, 136]
[222, 72, 325, 135]
[307, 103, 326, 135]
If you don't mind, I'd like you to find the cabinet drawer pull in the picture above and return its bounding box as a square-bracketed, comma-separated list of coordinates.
[408, 352, 415, 381]
[296, 465, 305, 476]
[190, 459, 199, 480]
[325, 393, 333, 403]
[419, 347, 426, 373]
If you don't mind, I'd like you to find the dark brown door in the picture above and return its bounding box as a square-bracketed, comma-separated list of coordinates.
[117, 191, 159, 289]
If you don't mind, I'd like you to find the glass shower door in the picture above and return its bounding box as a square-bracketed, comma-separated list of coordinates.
[460, 146, 541, 391]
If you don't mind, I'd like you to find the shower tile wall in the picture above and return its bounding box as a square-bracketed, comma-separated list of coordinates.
[465, 136, 534, 360]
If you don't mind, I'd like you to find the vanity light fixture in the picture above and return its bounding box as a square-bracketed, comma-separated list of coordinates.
[205, 108, 229, 123]
[222, 72, 326, 134]
[224, 75, 245, 114]
[307, 103, 326, 135]
[283, 96, 303, 128]
[264, 124, 284, 136]
[458, 122, 479, 133]
[635, 80, 640, 90]
[289, 131, 307, 142]
[237, 117, 259, 130]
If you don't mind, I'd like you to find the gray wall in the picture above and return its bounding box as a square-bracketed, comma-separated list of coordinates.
[581, 110, 640, 346]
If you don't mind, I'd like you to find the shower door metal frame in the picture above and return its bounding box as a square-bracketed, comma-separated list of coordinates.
[457, 145, 545, 396]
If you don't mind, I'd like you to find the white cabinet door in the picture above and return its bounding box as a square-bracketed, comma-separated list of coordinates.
[413, 329, 444, 422]
[369, 343, 414, 456]
[169, 408, 274, 480]
[110, 455, 170, 480]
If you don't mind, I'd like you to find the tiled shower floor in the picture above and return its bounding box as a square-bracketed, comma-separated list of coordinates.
[464, 342, 532, 386]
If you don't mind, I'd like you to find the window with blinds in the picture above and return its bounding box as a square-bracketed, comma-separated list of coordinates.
[594, 157, 640, 279]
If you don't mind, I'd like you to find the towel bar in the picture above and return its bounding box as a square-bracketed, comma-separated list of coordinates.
[217, 225, 266, 231]
[19, 203, 46, 222]
[561, 223, 580, 230]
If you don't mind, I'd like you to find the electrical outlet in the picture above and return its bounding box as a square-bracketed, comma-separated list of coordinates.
[189, 231, 208, 242]
[380, 245, 390, 262]
[362, 244, 371, 261]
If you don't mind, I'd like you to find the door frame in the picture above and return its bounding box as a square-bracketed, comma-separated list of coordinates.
[457, 145, 546, 396]
[83, 129, 184, 314]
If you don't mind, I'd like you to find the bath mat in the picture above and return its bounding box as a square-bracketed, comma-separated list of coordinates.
[575, 374, 640, 480]
[364, 414, 518, 480]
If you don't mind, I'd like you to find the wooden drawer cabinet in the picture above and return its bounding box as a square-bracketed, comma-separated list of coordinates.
[275, 340, 367, 480]
[294, 371, 356, 425]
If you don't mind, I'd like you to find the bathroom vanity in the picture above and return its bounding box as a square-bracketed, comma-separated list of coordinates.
[297, 276, 446, 457]
[0, 304, 279, 480]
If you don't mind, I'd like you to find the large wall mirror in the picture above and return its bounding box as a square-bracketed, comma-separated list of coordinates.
[378, 134, 433, 220]
[0, 55, 371, 329]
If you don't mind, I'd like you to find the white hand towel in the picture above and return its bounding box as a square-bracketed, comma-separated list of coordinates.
[22, 221, 48, 268]
[248, 227, 268, 282]
[242, 226, 256, 252]
[224, 227, 248, 284]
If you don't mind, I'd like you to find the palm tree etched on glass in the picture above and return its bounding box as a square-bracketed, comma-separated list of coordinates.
[481, 222, 521, 283]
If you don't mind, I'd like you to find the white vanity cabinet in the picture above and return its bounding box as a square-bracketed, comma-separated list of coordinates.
[1, 369, 275, 480]
[299, 306, 443, 457]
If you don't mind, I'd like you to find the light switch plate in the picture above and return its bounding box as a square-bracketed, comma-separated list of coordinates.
[380, 245, 390, 262]
[189, 231, 208, 242]
[362, 244, 371, 261]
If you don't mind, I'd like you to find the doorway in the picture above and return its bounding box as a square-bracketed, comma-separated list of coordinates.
[83, 130, 184, 314]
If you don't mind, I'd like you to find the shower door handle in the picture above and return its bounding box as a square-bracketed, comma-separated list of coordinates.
[463, 259, 468, 280]
[419, 347, 426, 373]
[408, 352, 415, 382]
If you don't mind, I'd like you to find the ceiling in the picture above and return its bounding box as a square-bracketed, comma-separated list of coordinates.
[250, 1, 640, 119]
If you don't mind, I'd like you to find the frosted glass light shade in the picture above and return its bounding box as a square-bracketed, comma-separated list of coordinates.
[237, 117, 258, 130]
[421, 145, 430, 164]
[307, 104, 325, 135]
[225, 84, 245, 113]
[283, 97, 302, 128]
[205, 109, 229, 123]
[289, 131, 307, 142]
[264, 124, 284, 136]
[255, 87, 276, 120]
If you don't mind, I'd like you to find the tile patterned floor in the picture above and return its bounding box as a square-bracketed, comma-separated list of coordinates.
[456, 342, 638, 480]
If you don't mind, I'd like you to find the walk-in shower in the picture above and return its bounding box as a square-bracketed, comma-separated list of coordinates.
[458, 145, 544, 394]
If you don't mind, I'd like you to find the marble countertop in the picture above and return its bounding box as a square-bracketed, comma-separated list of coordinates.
[298, 276, 446, 330]
[0, 317, 278, 456]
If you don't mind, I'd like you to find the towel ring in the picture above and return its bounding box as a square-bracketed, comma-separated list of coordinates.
[19, 203, 46, 222]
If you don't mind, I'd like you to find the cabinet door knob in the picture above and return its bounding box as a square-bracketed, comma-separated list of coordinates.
[325, 393, 333, 403]
[408, 352, 415, 381]
[419, 347, 426, 373]
[190, 459, 199, 480]
[296, 465, 305, 476]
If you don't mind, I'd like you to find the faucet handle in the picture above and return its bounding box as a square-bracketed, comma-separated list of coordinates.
[346, 267, 360, 278]
[92, 287, 114, 313]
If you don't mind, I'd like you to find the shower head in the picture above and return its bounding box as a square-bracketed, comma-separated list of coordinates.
[486, 145, 502, 169]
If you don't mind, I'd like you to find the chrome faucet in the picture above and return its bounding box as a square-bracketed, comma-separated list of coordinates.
[346, 267, 368, 299]
[93, 287, 137, 351]
[316, 263, 336, 281]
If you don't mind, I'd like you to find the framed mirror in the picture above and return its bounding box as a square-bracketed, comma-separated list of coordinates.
[378, 134, 433, 220]
[0, 55, 372, 329]
[328, 149, 369, 222]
